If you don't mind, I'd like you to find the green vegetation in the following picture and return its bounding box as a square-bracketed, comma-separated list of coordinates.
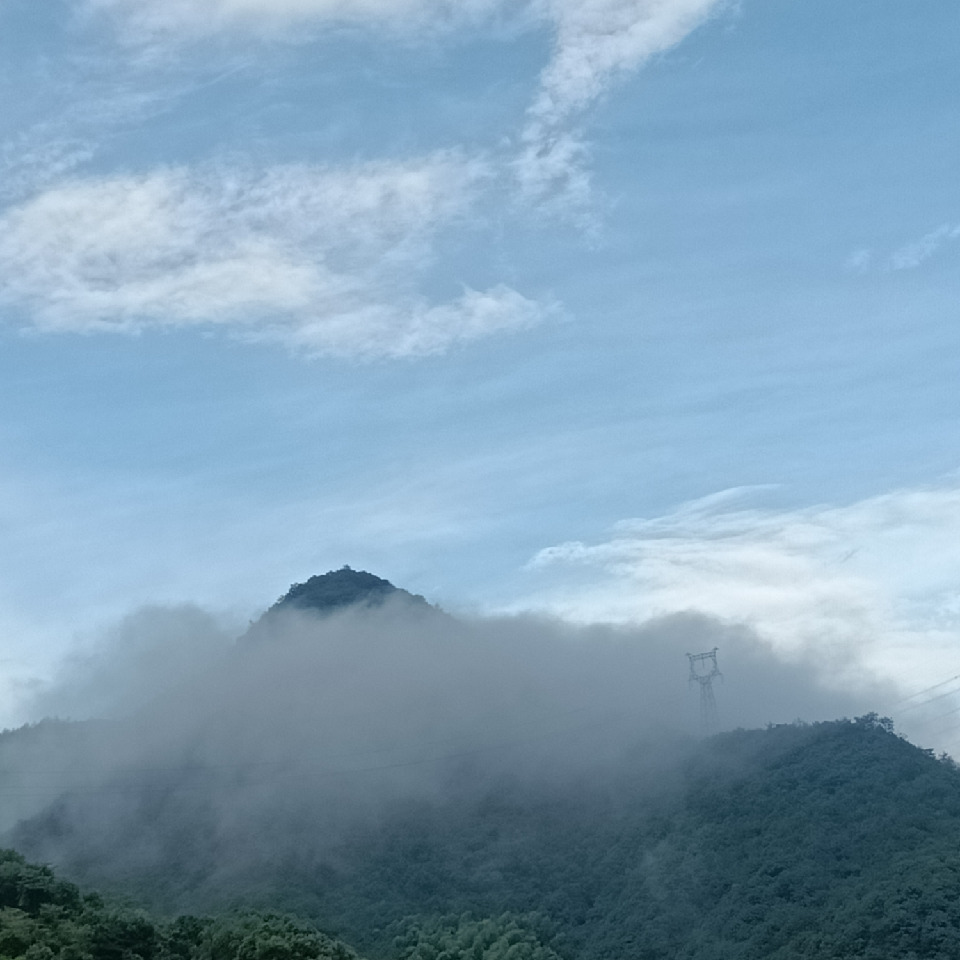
[281, 716, 960, 960]
[0, 849, 362, 960]
[261, 569, 432, 620]
[391, 915, 563, 960]
[9, 717, 960, 959]
[0, 854, 560, 960]
[240, 568, 437, 643]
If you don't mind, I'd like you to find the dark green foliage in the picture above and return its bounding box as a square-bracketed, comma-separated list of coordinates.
[12, 718, 960, 959]
[0, 850, 361, 960]
[282, 718, 960, 960]
[265, 570, 431, 619]
[178, 913, 359, 960]
[240, 569, 437, 644]
[0, 851, 82, 914]
[391, 915, 564, 960]
[0, 848, 159, 960]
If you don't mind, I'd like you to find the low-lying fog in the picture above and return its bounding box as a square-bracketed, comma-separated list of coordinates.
[1, 598, 883, 843]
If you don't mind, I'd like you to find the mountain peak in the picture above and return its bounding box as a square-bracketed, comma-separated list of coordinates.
[242, 568, 434, 641]
[271, 566, 430, 615]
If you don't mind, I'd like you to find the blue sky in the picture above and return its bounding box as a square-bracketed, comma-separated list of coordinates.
[1, 0, 960, 731]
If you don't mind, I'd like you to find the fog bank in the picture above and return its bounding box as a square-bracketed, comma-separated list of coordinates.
[0, 596, 887, 904]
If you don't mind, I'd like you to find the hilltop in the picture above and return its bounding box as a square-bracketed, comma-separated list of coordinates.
[244, 567, 436, 640]
[269, 568, 432, 617]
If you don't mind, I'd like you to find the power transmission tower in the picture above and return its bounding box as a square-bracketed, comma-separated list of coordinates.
[687, 647, 721, 737]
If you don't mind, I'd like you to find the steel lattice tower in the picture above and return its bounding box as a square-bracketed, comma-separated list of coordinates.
[687, 647, 721, 737]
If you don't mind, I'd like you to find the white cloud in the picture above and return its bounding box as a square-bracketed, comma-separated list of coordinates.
[2, 0, 727, 347]
[84, 0, 728, 215]
[515, 0, 729, 208]
[0, 74, 179, 205]
[520, 483, 960, 722]
[84, 0, 509, 40]
[511, 130, 595, 221]
[90, 0, 726, 99]
[530, 0, 725, 130]
[889, 222, 960, 270]
[0, 155, 546, 357]
[0, 134, 97, 206]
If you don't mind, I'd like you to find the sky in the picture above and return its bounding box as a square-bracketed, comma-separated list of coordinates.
[1, 0, 959, 738]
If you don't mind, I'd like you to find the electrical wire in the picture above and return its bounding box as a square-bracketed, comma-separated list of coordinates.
[893, 684, 960, 714]
[888, 674, 960, 709]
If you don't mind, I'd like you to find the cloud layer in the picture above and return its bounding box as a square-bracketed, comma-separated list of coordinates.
[0, 1, 732, 351]
[522, 482, 960, 748]
[5, 598, 874, 840]
[0, 155, 546, 357]
[83, 0, 729, 214]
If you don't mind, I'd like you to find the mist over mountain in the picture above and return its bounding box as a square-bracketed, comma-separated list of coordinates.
[1, 570, 938, 959]
[284, 715, 960, 960]
[8, 717, 960, 960]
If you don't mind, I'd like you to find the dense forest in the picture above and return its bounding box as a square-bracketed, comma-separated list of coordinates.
[3, 572, 960, 959]
[0, 848, 561, 960]
[7, 717, 960, 959]
[0, 847, 361, 960]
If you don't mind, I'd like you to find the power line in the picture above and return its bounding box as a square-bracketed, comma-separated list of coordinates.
[902, 703, 960, 735]
[895, 685, 960, 714]
[889, 674, 960, 709]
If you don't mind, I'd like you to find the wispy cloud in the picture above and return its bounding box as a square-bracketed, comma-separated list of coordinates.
[84, 0, 730, 217]
[0, 132, 97, 207]
[889, 222, 960, 271]
[83, 0, 512, 42]
[844, 248, 873, 274]
[0, 0, 726, 349]
[848, 222, 960, 274]
[0, 45, 195, 205]
[514, 0, 730, 210]
[521, 483, 960, 710]
[0, 155, 546, 357]
[530, 0, 726, 130]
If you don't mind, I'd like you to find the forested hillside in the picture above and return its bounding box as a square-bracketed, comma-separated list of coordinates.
[270, 716, 960, 960]
[243, 568, 437, 643]
[9, 716, 960, 960]
[0, 848, 362, 960]
[0, 848, 563, 960]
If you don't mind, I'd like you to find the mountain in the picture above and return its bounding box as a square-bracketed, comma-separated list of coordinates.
[4, 573, 959, 959]
[271, 715, 960, 960]
[9, 715, 960, 960]
[271, 568, 432, 616]
[244, 567, 435, 640]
